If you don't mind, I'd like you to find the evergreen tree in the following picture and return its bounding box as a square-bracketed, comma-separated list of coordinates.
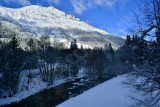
[108, 43, 114, 61]
[10, 37, 18, 54]
[70, 39, 77, 50]
[155, 28, 160, 43]
[125, 35, 132, 46]
[27, 38, 35, 52]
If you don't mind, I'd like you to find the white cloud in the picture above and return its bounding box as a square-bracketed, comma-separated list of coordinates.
[71, 0, 87, 14]
[3, 0, 31, 6]
[93, 0, 116, 7]
[19, 0, 31, 6]
[48, 0, 61, 5]
[3, 0, 61, 7]
[71, 0, 129, 14]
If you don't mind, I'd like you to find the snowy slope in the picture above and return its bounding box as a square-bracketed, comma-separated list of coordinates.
[0, 5, 108, 35]
[57, 75, 147, 107]
[0, 5, 125, 49]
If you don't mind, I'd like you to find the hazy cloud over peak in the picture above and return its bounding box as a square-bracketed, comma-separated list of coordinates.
[71, 0, 129, 14]
[4, 0, 31, 6]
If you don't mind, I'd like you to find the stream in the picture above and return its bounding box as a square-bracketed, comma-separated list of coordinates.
[2, 78, 109, 107]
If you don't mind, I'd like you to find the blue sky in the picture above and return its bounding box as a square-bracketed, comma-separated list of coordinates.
[0, 0, 142, 36]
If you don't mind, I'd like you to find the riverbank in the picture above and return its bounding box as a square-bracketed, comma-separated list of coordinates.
[0, 69, 85, 106]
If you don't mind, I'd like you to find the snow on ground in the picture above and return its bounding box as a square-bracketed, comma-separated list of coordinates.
[77, 67, 86, 78]
[0, 79, 67, 106]
[0, 69, 85, 106]
[57, 75, 147, 107]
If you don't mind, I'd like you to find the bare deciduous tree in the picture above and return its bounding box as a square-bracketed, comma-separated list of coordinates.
[126, 0, 160, 106]
[133, 0, 160, 41]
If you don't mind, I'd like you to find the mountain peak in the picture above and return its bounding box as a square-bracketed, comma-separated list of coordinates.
[0, 5, 124, 49]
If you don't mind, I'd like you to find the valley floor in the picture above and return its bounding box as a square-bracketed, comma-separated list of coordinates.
[1, 71, 159, 107]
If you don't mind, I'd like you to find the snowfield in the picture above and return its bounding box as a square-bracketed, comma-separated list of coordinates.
[57, 75, 148, 107]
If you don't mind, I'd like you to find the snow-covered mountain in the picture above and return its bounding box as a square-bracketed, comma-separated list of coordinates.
[0, 5, 125, 49]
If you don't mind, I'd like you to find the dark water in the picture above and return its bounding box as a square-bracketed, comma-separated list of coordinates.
[1, 78, 103, 107]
